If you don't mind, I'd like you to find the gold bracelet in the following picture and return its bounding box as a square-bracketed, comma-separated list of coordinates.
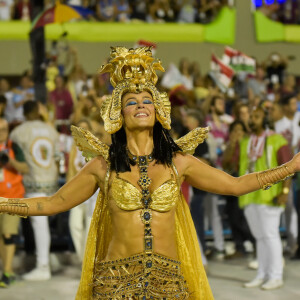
[0, 199, 29, 218]
[256, 165, 295, 191]
[256, 173, 263, 189]
[262, 171, 273, 190]
[272, 167, 281, 183]
[284, 164, 293, 175]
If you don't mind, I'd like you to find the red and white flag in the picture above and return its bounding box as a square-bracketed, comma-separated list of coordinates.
[210, 54, 235, 92]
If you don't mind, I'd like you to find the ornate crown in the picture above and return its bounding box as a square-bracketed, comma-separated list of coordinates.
[99, 47, 164, 87]
[98, 46, 171, 134]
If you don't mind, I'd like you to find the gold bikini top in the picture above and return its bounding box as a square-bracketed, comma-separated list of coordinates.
[110, 166, 180, 212]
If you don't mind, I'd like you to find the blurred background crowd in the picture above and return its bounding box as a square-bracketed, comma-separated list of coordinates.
[0, 0, 233, 24]
[3, 0, 300, 25]
[257, 0, 300, 25]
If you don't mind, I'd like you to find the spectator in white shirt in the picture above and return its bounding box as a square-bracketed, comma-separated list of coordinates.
[272, 94, 300, 256]
[275, 94, 300, 153]
[0, 0, 14, 21]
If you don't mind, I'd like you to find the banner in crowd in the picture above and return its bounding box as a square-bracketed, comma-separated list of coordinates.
[222, 46, 256, 74]
[210, 54, 235, 92]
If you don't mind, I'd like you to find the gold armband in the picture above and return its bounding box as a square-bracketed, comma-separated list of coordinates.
[0, 199, 29, 218]
[256, 165, 294, 191]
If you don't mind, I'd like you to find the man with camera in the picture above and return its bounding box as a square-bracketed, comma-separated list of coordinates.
[0, 117, 29, 287]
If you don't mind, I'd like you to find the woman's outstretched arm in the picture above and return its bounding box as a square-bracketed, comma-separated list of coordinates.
[177, 153, 300, 197]
[0, 156, 107, 216]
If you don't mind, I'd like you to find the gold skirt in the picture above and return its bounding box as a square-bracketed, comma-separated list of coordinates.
[92, 252, 189, 299]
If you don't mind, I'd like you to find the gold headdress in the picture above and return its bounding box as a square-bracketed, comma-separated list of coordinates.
[99, 46, 171, 134]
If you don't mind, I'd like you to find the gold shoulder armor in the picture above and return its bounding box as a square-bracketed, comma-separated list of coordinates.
[71, 125, 110, 163]
[175, 127, 210, 155]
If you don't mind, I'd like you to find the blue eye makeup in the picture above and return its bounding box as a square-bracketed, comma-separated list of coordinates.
[125, 101, 137, 107]
[124, 98, 153, 107]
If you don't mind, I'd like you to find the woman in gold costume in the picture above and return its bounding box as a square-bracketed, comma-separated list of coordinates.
[1, 47, 300, 300]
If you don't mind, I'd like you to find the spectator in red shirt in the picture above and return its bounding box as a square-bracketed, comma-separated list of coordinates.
[15, 0, 31, 21]
[49, 75, 73, 132]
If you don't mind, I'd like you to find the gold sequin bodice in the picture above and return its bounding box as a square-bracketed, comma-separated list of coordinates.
[110, 176, 179, 212]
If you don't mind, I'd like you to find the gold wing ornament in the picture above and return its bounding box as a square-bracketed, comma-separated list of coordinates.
[175, 127, 210, 155]
[71, 124, 209, 162]
[70, 125, 109, 163]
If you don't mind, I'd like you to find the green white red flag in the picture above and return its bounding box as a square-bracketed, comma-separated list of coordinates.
[222, 46, 256, 74]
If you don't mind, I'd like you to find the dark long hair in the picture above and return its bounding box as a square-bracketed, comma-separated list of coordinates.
[109, 122, 182, 172]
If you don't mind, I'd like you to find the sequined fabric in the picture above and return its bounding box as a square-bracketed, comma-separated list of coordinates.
[93, 253, 189, 299]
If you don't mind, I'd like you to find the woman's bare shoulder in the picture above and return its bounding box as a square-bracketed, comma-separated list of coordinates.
[84, 155, 108, 182]
[173, 152, 194, 175]
[173, 152, 193, 163]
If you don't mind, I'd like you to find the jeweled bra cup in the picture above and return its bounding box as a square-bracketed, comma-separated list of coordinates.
[110, 176, 179, 212]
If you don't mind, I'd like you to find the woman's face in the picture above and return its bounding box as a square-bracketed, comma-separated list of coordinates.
[231, 123, 245, 141]
[285, 75, 295, 87]
[55, 76, 64, 89]
[185, 115, 199, 131]
[122, 91, 155, 131]
[0, 79, 9, 92]
[239, 106, 249, 123]
[270, 103, 283, 123]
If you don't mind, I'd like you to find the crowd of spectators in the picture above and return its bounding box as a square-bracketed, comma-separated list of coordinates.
[0, 45, 300, 287]
[0, 0, 233, 24]
[258, 1, 300, 24]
